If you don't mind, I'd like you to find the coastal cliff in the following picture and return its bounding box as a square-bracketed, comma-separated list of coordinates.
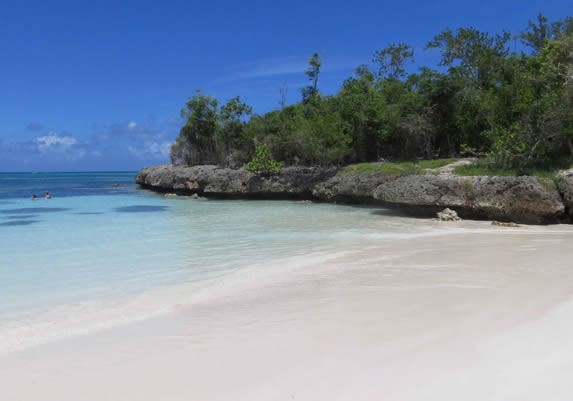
[136, 164, 571, 225]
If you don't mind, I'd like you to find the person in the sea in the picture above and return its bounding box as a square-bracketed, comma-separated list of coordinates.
[44, 192, 51, 200]
[31, 194, 38, 201]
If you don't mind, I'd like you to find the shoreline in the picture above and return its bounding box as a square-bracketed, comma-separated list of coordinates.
[0, 218, 471, 354]
[2, 222, 573, 400]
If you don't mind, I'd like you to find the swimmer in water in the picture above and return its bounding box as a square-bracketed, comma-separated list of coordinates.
[44, 192, 51, 200]
[31, 194, 38, 201]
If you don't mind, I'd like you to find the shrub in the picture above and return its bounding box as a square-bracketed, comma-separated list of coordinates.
[245, 145, 284, 176]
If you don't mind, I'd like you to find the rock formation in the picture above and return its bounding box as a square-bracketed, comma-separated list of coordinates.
[557, 169, 573, 218]
[373, 175, 564, 225]
[136, 164, 336, 199]
[136, 163, 571, 225]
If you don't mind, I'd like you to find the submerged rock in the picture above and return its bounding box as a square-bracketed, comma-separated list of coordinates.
[436, 208, 461, 221]
[492, 221, 520, 227]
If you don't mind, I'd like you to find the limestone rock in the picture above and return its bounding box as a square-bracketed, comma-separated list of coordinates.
[374, 175, 564, 224]
[312, 172, 389, 202]
[136, 164, 569, 225]
[436, 208, 461, 221]
[136, 164, 336, 198]
[557, 169, 573, 218]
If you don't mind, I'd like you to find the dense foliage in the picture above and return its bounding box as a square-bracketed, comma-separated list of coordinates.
[171, 14, 573, 172]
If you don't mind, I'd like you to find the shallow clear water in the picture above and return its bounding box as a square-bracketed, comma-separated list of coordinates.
[0, 172, 433, 351]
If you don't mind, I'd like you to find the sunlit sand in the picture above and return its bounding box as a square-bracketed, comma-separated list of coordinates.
[1, 221, 573, 401]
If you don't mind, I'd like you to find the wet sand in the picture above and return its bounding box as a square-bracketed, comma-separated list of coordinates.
[1, 222, 573, 401]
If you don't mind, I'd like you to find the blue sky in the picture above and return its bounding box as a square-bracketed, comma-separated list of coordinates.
[0, 0, 570, 171]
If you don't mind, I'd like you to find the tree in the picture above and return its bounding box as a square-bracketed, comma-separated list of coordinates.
[519, 13, 552, 54]
[427, 27, 510, 86]
[171, 91, 219, 165]
[279, 81, 288, 109]
[302, 53, 321, 102]
[372, 43, 414, 80]
[336, 65, 387, 161]
[216, 96, 253, 166]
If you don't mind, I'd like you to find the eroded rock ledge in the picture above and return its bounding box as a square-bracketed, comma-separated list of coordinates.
[136, 164, 337, 199]
[136, 164, 573, 225]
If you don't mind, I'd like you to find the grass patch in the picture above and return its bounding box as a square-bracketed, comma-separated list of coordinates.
[341, 158, 459, 176]
[454, 157, 573, 179]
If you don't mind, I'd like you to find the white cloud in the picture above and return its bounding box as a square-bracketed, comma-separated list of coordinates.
[35, 133, 78, 153]
[128, 141, 172, 159]
[127, 121, 137, 129]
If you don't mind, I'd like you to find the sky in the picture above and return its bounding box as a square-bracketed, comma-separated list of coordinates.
[0, 0, 570, 171]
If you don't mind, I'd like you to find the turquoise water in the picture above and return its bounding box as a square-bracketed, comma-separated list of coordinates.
[0, 172, 432, 351]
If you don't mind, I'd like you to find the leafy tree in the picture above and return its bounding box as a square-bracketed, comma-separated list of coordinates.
[302, 53, 321, 102]
[519, 13, 553, 54]
[336, 65, 387, 161]
[216, 96, 253, 166]
[427, 27, 510, 86]
[297, 98, 352, 165]
[410, 68, 461, 155]
[372, 43, 414, 80]
[520, 14, 573, 54]
[171, 91, 219, 165]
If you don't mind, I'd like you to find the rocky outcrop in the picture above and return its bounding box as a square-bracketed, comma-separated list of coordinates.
[373, 175, 564, 225]
[137, 164, 570, 225]
[312, 172, 389, 203]
[557, 169, 573, 218]
[136, 164, 336, 199]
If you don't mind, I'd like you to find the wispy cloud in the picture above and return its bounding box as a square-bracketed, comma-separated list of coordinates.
[232, 58, 308, 80]
[218, 55, 360, 84]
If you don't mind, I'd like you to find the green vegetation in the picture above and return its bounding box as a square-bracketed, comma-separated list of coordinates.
[245, 144, 284, 176]
[171, 14, 573, 174]
[342, 158, 458, 175]
[454, 157, 573, 178]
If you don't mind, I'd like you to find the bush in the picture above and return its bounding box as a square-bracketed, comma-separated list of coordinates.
[245, 145, 284, 176]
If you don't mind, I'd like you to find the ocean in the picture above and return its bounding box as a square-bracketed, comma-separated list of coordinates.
[0, 172, 433, 352]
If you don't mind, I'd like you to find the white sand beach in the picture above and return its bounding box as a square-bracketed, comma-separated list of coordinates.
[2, 221, 573, 401]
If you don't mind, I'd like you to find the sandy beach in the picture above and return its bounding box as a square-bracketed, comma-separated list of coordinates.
[2, 221, 573, 401]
